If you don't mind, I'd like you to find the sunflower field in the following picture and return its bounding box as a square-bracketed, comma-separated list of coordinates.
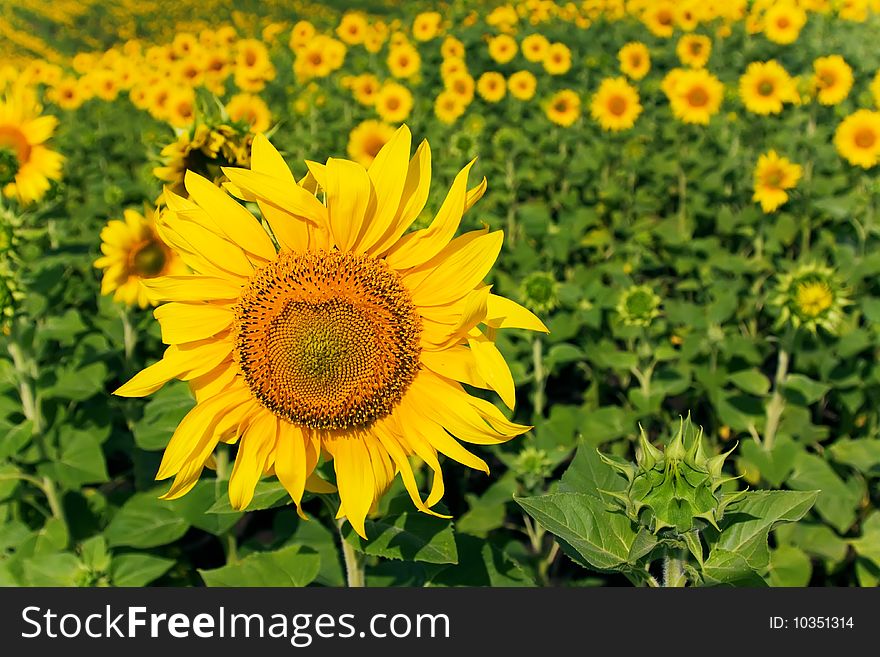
[1, 0, 880, 590]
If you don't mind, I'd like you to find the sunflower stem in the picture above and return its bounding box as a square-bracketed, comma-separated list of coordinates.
[338, 518, 366, 588]
[532, 335, 545, 419]
[763, 330, 794, 452]
[120, 306, 136, 366]
[663, 552, 687, 587]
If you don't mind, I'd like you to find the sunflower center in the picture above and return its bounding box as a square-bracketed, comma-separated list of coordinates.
[235, 250, 421, 430]
[854, 128, 877, 149]
[0, 126, 32, 165]
[763, 167, 784, 188]
[777, 17, 791, 29]
[131, 240, 167, 277]
[758, 80, 775, 96]
[795, 281, 833, 318]
[687, 87, 709, 107]
[608, 95, 627, 116]
[818, 71, 836, 89]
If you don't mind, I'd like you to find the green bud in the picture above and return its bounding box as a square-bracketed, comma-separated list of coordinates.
[616, 284, 661, 327]
[519, 271, 559, 314]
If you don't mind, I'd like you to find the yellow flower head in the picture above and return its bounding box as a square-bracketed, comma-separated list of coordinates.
[349, 74, 381, 106]
[739, 60, 795, 115]
[618, 42, 651, 80]
[347, 120, 396, 168]
[434, 90, 466, 124]
[763, 3, 807, 44]
[811, 55, 853, 106]
[667, 69, 724, 125]
[445, 72, 476, 105]
[441, 36, 465, 59]
[440, 57, 468, 80]
[676, 35, 711, 69]
[834, 109, 880, 168]
[477, 72, 507, 103]
[590, 77, 643, 132]
[752, 150, 802, 213]
[546, 89, 581, 127]
[114, 127, 546, 538]
[543, 42, 572, 75]
[336, 12, 369, 45]
[643, 0, 677, 37]
[387, 44, 421, 79]
[521, 34, 550, 63]
[508, 70, 537, 101]
[294, 36, 347, 81]
[488, 34, 518, 64]
[226, 93, 272, 133]
[289, 20, 316, 53]
[375, 82, 414, 123]
[167, 88, 196, 129]
[412, 11, 442, 41]
[0, 85, 64, 204]
[93, 207, 187, 308]
[48, 78, 84, 110]
[772, 263, 850, 334]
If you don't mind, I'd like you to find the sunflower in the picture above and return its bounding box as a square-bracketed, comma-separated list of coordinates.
[374, 82, 413, 123]
[643, 1, 676, 38]
[346, 120, 396, 168]
[336, 12, 368, 45]
[154, 123, 253, 199]
[752, 150, 802, 213]
[226, 94, 272, 133]
[349, 74, 381, 106]
[94, 207, 187, 308]
[543, 43, 572, 75]
[763, 3, 807, 44]
[289, 20, 316, 53]
[676, 35, 711, 69]
[812, 55, 853, 106]
[445, 72, 476, 105]
[167, 89, 196, 129]
[739, 60, 795, 115]
[114, 127, 544, 537]
[477, 72, 506, 103]
[667, 69, 724, 125]
[488, 34, 518, 64]
[508, 71, 537, 101]
[617, 285, 662, 327]
[47, 78, 83, 110]
[434, 91, 466, 124]
[546, 90, 581, 127]
[618, 42, 651, 80]
[772, 263, 850, 334]
[294, 36, 346, 81]
[521, 34, 550, 63]
[834, 109, 880, 168]
[0, 86, 63, 205]
[387, 44, 421, 79]
[440, 57, 468, 80]
[412, 12, 442, 41]
[590, 77, 642, 132]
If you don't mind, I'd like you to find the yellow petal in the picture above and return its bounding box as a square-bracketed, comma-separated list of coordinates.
[274, 421, 310, 519]
[221, 167, 328, 226]
[321, 157, 375, 253]
[159, 210, 254, 278]
[304, 472, 337, 494]
[250, 133, 295, 181]
[360, 125, 411, 254]
[159, 459, 204, 500]
[486, 294, 549, 332]
[392, 401, 446, 506]
[385, 159, 475, 270]
[228, 412, 277, 510]
[468, 334, 516, 410]
[153, 302, 234, 344]
[327, 435, 375, 539]
[420, 345, 489, 389]
[465, 177, 488, 211]
[141, 275, 243, 303]
[114, 339, 231, 397]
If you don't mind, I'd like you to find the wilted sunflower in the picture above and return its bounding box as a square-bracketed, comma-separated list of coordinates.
[771, 263, 850, 334]
[0, 85, 64, 204]
[115, 126, 546, 538]
[94, 207, 187, 308]
[590, 77, 642, 132]
[752, 150, 802, 213]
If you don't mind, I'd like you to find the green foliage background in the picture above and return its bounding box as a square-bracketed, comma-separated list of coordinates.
[1, 2, 879, 587]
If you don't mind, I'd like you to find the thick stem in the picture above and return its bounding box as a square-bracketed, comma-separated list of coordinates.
[120, 307, 137, 365]
[663, 553, 687, 587]
[532, 336, 545, 419]
[763, 341, 791, 452]
[338, 518, 366, 588]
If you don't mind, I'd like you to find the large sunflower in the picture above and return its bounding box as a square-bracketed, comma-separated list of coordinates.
[0, 85, 64, 205]
[115, 126, 546, 538]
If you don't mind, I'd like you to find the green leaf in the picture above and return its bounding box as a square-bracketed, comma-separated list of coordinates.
[775, 522, 849, 565]
[768, 545, 812, 587]
[111, 554, 175, 586]
[79, 535, 110, 572]
[783, 374, 830, 405]
[515, 492, 638, 572]
[739, 435, 803, 488]
[849, 511, 880, 566]
[206, 480, 291, 514]
[169, 480, 239, 535]
[714, 490, 818, 571]
[729, 369, 771, 396]
[560, 440, 627, 502]
[199, 545, 320, 587]
[133, 381, 194, 451]
[342, 504, 458, 565]
[787, 452, 860, 533]
[828, 439, 880, 473]
[23, 553, 85, 586]
[40, 431, 109, 489]
[702, 548, 767, 587]
[428, 535, 533, 587]
[105, 492, 191, 548]
[47, 362, 108, 401]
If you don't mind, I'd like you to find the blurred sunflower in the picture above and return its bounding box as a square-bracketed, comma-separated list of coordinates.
[643, 1, 676, 38]
[676, 35, 711, 68]
[811, 55, 853, 106]
[618, 42, 651, 80]
[508, 71, 537, 101]
[375, 82, 413, 123]
[477, 72, 506, 102]
[226, 94, 272, 133]
[434, 91, 466, 124]
[0, 85, 63, 204]
[834, 109, 880, 168]
[590, 77, 642, 132]
[668, 69, 724, 125]
[412, 11, 442, 41]
[387, 44, 421, 79]
[445, 72, 476, 105]
[289, 20, 316, 53]
[772, 263, 850, 334]
[48, 78, 83, 110]
[739, 60, 795, 115]
[94, 207, 187, 308]
[546, 90, 581, 127]
[763, 3, 807, 44]
[488, 34, 518, 64]
[167, 89, 196, 129]
[521, 34, 550, 63]
[617, 285, 662, 327]
[348, 74, 381, 106]
[347, 120, 396, 168]
[752, 150, 802, 213]
[115, 127, 546, 538]
[336, 12, 368, 45]
[440, 36, 465, 59]
[543, 43, 572, 75]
